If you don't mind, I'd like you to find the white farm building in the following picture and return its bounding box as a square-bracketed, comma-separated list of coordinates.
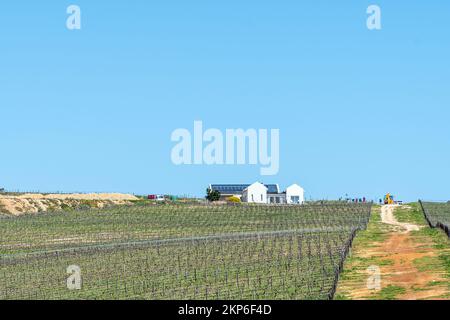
[242, 182, 268, 204]
[209, 182, 305, 204]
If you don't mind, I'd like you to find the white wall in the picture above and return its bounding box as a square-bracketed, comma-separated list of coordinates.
[242, 182, 267, 203]
[286, 184, 305, 204]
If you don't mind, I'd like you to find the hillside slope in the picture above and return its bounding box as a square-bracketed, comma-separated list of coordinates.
[336, 204, 450, 300]
[0, 193, 138, 216]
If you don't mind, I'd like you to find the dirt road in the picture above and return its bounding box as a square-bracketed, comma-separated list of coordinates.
[336, 205, 449, 300]
[380, 205, 420, 233]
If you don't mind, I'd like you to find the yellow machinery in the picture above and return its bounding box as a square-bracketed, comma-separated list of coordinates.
[384, 193, 395, 205]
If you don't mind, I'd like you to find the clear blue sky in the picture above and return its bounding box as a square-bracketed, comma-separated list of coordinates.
[1, 1, 449, 202]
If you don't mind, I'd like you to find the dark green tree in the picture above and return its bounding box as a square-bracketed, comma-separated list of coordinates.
[206, 188, 221, 202]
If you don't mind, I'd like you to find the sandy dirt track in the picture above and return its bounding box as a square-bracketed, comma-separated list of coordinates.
[381, 205, 420, 233]
[337, 205, 449, 300]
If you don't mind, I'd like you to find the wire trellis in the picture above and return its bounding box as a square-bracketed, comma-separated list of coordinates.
[0, 203, 372, 300]
[419, 201, 450, 238]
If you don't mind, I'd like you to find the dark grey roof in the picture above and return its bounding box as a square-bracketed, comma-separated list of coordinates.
[210, 184, 279, 194]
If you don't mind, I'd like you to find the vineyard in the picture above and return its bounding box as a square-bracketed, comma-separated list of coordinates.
[0, 203, 372, 300]
[419, 201, 450, 237]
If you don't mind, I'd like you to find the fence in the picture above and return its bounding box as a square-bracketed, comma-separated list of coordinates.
[0, 203, 372, 300]
[419, 200, 450, 238]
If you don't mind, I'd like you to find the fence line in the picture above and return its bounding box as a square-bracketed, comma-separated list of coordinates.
[419, 200, 450, 238]
[1, 203, 373, 300]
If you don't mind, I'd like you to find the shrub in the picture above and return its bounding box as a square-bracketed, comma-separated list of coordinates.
[227, 196, 241, 203]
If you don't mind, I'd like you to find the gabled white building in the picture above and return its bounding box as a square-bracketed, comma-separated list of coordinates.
[241, 182, 268, 204]
[285, 184, 305, 204]
[208, 182, 305, 205]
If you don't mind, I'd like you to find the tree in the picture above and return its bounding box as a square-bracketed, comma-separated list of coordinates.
[206, 188, 221, 202]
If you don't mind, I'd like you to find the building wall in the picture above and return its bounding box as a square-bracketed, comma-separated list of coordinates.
[210, 183, 304, 205]
[286, 184, 305, 204]
[268, 194, 286, 204]
[242, 183, 267, 204]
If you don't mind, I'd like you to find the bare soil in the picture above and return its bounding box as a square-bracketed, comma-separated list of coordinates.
[337, 205, 449, 300]
[0, 193, 138, 216]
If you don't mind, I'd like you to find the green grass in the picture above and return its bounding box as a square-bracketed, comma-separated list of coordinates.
[396, 203, 449, 279]
[413, 256, 443, 272]
[337, 203, 450, 300]
[336, 206, 389, 299]
[423, 229, 450, 280]
[396, 203, 450, 296]
[375, 285, 406, 300]
[395, 203, 426, 226]
[336, 284, 406, 301]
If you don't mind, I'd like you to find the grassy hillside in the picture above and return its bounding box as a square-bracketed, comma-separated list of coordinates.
[336, 204, 450, 300]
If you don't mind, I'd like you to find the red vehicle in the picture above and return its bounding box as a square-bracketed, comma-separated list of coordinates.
[148, 194, 165, 201]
